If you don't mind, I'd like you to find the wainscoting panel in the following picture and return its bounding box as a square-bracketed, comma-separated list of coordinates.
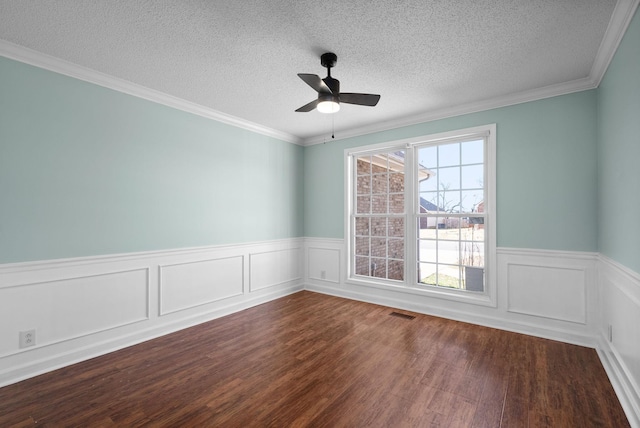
[0, 268, 149, 358]
[497, 248, 596, 338]
[159, 256, 244, 316]
[597, 256, 640, 427]
[0, 239, 303, 387]
[249, 248, 301, 292]
[307, 246, 341, 284]
[506, 263, 586, 323]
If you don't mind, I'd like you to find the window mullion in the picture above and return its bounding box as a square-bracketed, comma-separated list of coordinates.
[405, 145, 416, 286]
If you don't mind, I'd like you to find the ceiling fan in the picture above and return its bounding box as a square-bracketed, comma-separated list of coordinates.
[295, 52, 380, 114]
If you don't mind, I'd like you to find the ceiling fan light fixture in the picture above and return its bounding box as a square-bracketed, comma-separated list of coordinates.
[317, 99, 340, 114]
[295, 52, 379, 113]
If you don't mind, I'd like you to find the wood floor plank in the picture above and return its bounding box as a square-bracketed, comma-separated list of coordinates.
[0, 291, 630, 427]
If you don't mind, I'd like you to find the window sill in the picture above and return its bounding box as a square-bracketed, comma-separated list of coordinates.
[345, 276, 497, 307]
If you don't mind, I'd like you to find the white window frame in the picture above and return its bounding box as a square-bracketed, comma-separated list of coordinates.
[344, 124, 496, 307]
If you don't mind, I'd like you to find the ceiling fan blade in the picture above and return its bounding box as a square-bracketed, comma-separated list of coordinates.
[295, 99, 319, 112]
[340, 93, 381, 106]
[298, 74, 332, 94]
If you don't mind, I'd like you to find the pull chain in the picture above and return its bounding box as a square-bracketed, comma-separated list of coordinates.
[332, 114, 335, 139]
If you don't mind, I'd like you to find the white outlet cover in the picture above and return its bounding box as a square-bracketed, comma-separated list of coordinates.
[19, 329, 36, 348]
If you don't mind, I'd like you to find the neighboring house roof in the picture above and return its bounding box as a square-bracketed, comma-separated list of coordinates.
[419, 197, 442, 212]
[420, 198, 484, 215]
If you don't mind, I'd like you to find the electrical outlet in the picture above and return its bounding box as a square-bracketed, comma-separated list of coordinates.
[19, 329, 36, 348]
[320, 270, 326, 280]
[607, 324, 613, 342]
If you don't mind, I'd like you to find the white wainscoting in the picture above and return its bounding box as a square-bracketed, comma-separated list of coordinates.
[249, 248, 302, 292]
[498, 248, 596, 331]
[2, 237, 637, 424]
[0, 238, 303, 387]
[159, 256, 244, 315]
[597, 255, 640, 428]
[305, 239, 343, 284]
[305, 238, 598, 347]
[0, 268, 150, 357]
[506, 264, 586, 323]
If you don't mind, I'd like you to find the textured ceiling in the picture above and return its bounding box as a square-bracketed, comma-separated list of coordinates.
[0, 1, 632, 144]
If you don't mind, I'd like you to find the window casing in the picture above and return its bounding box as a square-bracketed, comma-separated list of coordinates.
[346, 125, 496, 306]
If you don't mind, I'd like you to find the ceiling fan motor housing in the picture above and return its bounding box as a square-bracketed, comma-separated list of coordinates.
[321, 52, 340, 99]
[320, 52, 337, 69]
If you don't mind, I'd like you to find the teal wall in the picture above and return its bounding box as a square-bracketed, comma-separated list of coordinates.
[597, 8, 640, 274]
[7, 15, 640, 266]
[0, 57, 304, 263]
[304, 90, 599, 252]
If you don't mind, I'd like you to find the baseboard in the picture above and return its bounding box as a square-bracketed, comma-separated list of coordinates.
[0, 239, 304, 387]
[597, 255, 640, 427]
[597, 336, 640, 428]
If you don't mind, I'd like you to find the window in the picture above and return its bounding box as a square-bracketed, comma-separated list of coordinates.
[353, 151, 406, 281]
[346, 125, 496, 306]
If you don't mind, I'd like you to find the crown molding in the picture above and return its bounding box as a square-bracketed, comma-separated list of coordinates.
[302, 0, 640, 146]
[0, 40, 301, 145]
[301, 76, 597, 146]
[590, 0, 640, 87]
[2, 0, 637, 148]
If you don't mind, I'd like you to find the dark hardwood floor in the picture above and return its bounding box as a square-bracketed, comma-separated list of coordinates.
[0, 291, 629, 427]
